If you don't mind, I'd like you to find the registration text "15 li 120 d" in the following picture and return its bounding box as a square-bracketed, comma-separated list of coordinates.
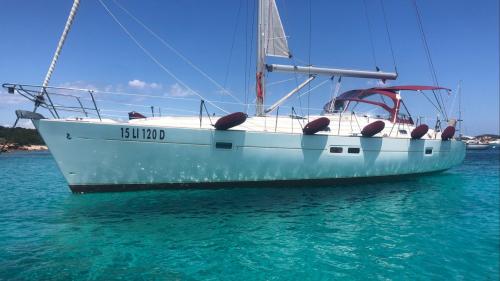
[120, 127, 165, 140]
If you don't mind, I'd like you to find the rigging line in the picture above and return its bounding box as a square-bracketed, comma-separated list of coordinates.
[95, 97, 242, 112]
[94, 91, 201, 102]
[363, 0, 378, 69]
[327, 76, 335, 112]
[111, 0, 243, 105]
[328, 76, 342, 112]
[291, 57, 305, 117]
[244, 0, 249, 112]
[101, 107, 198, 114]
[92, 90, 246, 107]
[306, 0, 312, 120]
[379, 0, 397, 72]
[98, 0, 229, 114]
[447, 80, 460, 118]
[92, 90, 263, 129]
[411, 0, 447, 118]
[267, 78, 296, 86]
[420, 91, 440, 112]
[297, 79, 330, 98]
[222, 0, 244, 90]
[419, 44, 445, 116]
[246, 0, 257, 112]
[287, 2, 306, 117]
[412, 0, 438, 85]
[329, 76, 335, 102]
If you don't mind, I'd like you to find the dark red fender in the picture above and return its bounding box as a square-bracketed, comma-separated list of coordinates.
[441, 126, 456, 140]
[361, 121, 385, 137]
[303, 117, 330, 135]
[411, 124, 429, 139]
[214, 112, 247, 130]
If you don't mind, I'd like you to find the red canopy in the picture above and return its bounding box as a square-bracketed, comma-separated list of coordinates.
[324, 85, 450, 124]
[374, 85, 451, 92]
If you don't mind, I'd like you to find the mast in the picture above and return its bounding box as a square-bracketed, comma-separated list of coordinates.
[256, 0, 266, 116]
[255, 0, 290, 116]
[458, 80, 462, 138]
[254, 0, 397, 116]
[42, 0, 80, 92]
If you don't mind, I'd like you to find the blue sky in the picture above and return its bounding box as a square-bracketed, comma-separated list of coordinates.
[1, 0, 498, 135]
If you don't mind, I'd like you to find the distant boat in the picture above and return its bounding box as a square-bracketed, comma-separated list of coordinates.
[489, 139, 500, 145]
[466, 141, 490, 150]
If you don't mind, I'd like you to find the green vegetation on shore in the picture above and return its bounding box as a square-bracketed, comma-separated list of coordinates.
[0, 126, 45, 146]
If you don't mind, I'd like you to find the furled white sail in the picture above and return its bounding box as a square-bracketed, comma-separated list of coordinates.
[261, 0, 290, 58]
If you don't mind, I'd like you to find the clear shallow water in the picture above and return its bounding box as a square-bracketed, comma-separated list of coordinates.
[0, 150, 498, 280]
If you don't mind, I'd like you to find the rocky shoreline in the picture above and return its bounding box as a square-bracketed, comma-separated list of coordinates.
[1, 144, 48, 153]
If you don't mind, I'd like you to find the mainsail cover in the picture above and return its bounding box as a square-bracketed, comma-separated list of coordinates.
[261, 0, 290, 58]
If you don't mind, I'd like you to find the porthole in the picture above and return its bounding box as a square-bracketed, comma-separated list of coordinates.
[215, 142, 232, 149]
[348, 147, 360, 154]
[330, 147, 343, 153]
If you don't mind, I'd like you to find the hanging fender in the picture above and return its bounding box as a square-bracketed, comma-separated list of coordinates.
[411, 124, 429, 139]
[441, 126, 455, 141]
[303, 117, 330, 135]
[214, 112, 247, 130]
[361, 121, 385, 137]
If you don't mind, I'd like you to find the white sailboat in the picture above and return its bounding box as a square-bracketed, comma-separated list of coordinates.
[465, 141, 490, 150]
[2, 0, 465, 192]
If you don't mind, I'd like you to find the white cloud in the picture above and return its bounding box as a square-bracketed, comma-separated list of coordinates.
[166, 83, 193, 97]
[58, 81, 98, 91]
[128, 79, 163, 90]
[104, 84, 114, 92]
[1, 92, 27, 105]
[18, 119, 35, 129]
[128, 79, 146, 89]
[149, 82, 162, 89]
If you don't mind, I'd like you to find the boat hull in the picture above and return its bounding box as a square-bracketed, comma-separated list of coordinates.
[34, 119, 466, 193]
[466, 144, 490, 150]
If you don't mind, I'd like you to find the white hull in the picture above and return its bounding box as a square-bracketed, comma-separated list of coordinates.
[4, 0, 466, 193]
[34, 118, 465, 192]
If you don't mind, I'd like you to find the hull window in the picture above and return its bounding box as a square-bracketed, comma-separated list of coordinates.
[330, 147, 343, 153]
[425, 147, 433, 155]
[348, 147, 360, 154]
[215, 142, 233, 149]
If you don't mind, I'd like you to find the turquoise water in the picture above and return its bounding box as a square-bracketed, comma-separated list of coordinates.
[0, 150, 498, 280]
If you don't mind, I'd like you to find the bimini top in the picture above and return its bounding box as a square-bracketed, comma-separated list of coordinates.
[323, 85, 450, 123]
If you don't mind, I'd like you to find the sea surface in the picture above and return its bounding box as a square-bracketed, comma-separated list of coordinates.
[0, 150, 498, 280]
